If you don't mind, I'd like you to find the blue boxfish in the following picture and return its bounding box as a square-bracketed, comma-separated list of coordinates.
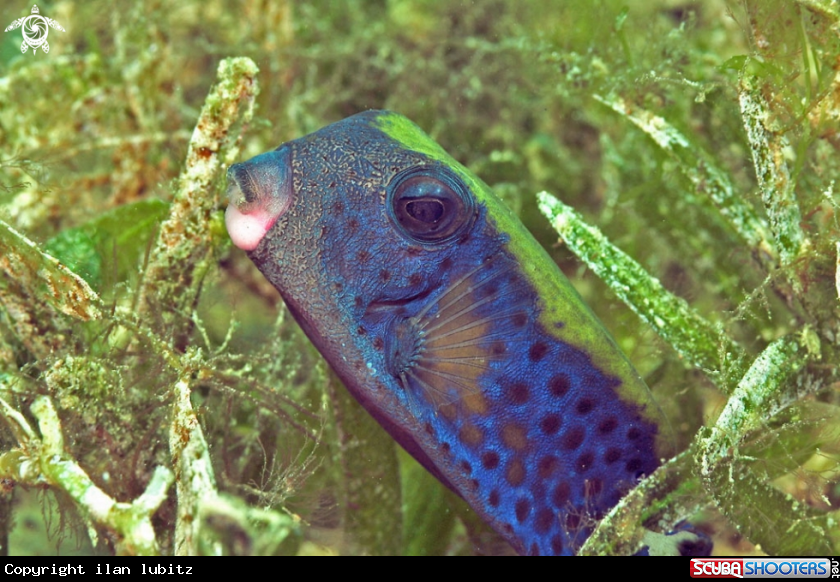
[225, 111, 700, 555]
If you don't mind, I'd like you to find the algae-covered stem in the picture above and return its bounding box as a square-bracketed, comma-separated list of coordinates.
[0, 219, 101, 322]
[579, 450, 703, 555]
[107, 313, 298, 556]
[170, 360, 222, 556]
[0, 390, 173, 555]
[738, 72, 807, 269]
[696, 336, 836, 555]
[0, 207, 177, 552]
[593, 94, 777, 269]
[537, 191, 748, 389]
[698, 337, 806, 473]
[0, 218, 102, 359]
[137, 57, 259, 325]
[153, 57, 258, 555]
[794, 0, 840, 29]
[836, 241, 840, 303]
[154, 57, 297, 555]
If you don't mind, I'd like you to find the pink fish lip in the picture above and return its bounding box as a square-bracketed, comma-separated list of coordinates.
[225, 204, 279, 252]
[224, 147, 293, 252]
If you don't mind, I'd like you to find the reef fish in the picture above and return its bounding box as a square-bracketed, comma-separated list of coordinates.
[225, 111, 672, 555]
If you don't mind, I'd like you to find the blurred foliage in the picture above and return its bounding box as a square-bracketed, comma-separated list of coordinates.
[0, 0, 838, 555]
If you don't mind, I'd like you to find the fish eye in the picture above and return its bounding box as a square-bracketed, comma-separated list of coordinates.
[387, 165, 475, 244]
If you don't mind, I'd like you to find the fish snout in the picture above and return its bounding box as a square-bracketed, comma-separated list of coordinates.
[225, 146, 293, 251]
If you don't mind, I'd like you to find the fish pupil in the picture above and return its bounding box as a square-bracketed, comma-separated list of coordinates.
[405, 198, 445, 224]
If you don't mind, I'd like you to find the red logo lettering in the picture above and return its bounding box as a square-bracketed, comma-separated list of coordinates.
[690, 559, 744, 578]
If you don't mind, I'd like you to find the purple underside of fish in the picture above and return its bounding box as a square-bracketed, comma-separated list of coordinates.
[241, 111, 660, 555]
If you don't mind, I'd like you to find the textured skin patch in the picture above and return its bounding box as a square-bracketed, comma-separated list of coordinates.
[504, 381, 530, 405]
[459, 423, 484, 447]
[605, 448, 622, 464]
[462, 392, 489, 415]
[561, 426, 586, 451]
[552, 482, 571, 508]
[537, 455, 559, 479]
[575, 451, 595, 473]
[598, 417, 618, 434]
[626, 458, 644, 474]
[501, 423, 528, 451]
[528, 342, 549, 362]
[535, 508, 557, 534]
[481, 451, 500, 470]
[235, 111, 665, 555]
[506, 458, 527, 486]
[438, 403, 457, 421]
[539, 414, 562, 435]
[490, 341, 506, 355]
[576, 398, 596, 415]
[548, 374, 572, 398]
[515, 498, 531, 523]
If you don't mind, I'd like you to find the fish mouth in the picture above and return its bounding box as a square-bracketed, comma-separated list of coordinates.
[364, 287, 436, 315]
[225, 146, 294, 252]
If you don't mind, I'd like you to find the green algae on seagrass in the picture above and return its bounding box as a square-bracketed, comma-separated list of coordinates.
[538, 192, 748, 387]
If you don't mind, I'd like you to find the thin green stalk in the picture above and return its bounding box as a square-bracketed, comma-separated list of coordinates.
[739, 72, 808, 267]
[595, 94, 777, 267]
[696, 335, 836, 555]
[538, 191, 747, 388]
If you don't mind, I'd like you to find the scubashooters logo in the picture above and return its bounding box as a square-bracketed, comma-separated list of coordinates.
[691, 558, 834, 579]
[4, 5, 64, 55]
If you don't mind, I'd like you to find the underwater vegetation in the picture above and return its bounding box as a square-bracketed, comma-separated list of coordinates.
[0, 0, 838, 555]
